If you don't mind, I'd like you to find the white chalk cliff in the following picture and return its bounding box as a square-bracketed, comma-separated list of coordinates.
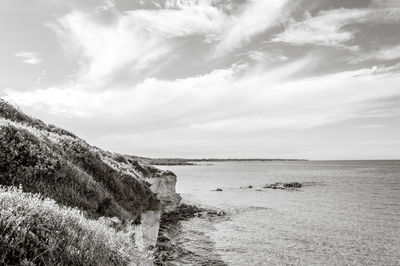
[145, 173, 182, 213]
[135, 172, 181, 250]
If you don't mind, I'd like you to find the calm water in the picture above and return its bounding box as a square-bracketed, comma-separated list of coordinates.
[161, 161, 400, 266]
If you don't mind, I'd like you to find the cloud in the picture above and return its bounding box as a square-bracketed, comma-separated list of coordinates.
[94, 0, 115, 14]
[125, 2, 226, 39]
[348, 45, 400, 63]
[5, 58, 400, 134]
[271, 4, 400, 48]
[49, 11, 170, 86]
[245, 50, 289, 63]
[48, 2, 226, 86]
[214, 0, 290, 56]
[271, 9, 368, 47]
[14, 51, 42, 65]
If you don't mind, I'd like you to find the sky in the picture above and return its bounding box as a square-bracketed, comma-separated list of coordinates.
[1, 0, 400, 160]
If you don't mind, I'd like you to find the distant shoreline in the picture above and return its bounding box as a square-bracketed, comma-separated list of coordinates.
[126, 156, 309, 166]
[125, 156, 400, 166]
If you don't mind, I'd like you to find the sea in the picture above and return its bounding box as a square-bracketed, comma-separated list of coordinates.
[159, 160, 400, 266]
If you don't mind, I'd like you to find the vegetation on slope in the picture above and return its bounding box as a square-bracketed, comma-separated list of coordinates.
[0, 186, 151, 265]
[0, 98, 76, 138]
[0, 99, 163, 220]
[0, 99, 174, 264]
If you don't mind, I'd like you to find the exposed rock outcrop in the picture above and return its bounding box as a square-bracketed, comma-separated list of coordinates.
[134, 210, 162, 251]
[144, 173, 181, 213]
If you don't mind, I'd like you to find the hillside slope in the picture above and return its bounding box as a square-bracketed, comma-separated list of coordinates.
[0, 99, 179, 264]
[0, 99, 177, 220]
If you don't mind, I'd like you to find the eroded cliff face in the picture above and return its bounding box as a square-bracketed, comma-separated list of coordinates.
[134, 210, 162, 250]
[133, 173, 181, 251]
[145, 174, 182, 213]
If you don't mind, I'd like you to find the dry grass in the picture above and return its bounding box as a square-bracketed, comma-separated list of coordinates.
[0, 186, 152, 266]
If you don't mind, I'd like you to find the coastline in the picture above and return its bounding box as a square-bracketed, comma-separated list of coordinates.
[154, 203, 228, 265]
[128, 156, 308, 166]
[154, 204, 203, 264]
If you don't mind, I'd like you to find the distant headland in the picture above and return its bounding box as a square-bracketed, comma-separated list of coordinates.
[126, 156, 309, 165]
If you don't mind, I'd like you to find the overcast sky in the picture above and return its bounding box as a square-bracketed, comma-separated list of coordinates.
[1, 0, 400, 160]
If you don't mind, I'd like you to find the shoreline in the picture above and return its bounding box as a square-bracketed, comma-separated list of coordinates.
[125, 155, 309, 166]
[154, 204, 203, 264]
[154, 204, 228, 265]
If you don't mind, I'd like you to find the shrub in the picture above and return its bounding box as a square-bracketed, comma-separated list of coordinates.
[0, 125, 59, 187]
[0, 99, 76, 138]
[0, 124, 159, 221]
[0, 186, 152, 266]
[60, 139, 160, 217]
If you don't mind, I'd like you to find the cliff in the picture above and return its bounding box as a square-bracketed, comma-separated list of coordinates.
[0, 99, 180, 264]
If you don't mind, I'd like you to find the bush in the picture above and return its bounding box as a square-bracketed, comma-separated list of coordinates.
[60, 139, 160, 217]
[0, 186, 151, 266]
[0, 125, 59, 187]
[0, 124, 159, 221]
[0, 99, 76, 138]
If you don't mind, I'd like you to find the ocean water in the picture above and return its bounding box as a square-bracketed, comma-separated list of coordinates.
[160, 161, 400, 266]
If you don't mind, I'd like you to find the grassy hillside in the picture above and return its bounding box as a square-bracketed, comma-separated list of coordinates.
[0, 99, 171, 265]
[0, 99, 166, 220]
[0, 186, 151, 265]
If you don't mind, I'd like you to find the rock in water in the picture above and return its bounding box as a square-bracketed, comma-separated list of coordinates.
[263, 182, 302, 190]
[283, 182, 302, 188]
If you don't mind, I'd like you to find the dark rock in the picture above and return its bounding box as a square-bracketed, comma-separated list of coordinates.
[248, 185, 253, 188]
[216, 188, 223, 191]
[283, 182, 302, 188]
[158, 235, 170, 243]
[207, 210, 226, 216]
[264, 182, 302, 190]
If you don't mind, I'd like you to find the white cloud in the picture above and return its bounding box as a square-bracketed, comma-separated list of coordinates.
[49, 11, 170, 85]
[14, 51, 42, 65]
[271, 9, 368, 47]
[126, 2, 226, 39]
[5, 58, 400, 133]
[245, 50, 289, 63]
[215, 0, 290, 56]
[48, 2, 226, 86]
[271, 4, 400, 48]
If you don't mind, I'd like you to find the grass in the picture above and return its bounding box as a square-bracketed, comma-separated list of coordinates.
[0, 186, 152, 266]
[0, 99, 76, 138]
[0, 98, 171, 265]
[0, 106, 160, 221]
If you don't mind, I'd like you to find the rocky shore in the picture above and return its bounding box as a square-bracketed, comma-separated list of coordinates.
[154, 204, 204, 264]
[154, 204, 227, 265]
